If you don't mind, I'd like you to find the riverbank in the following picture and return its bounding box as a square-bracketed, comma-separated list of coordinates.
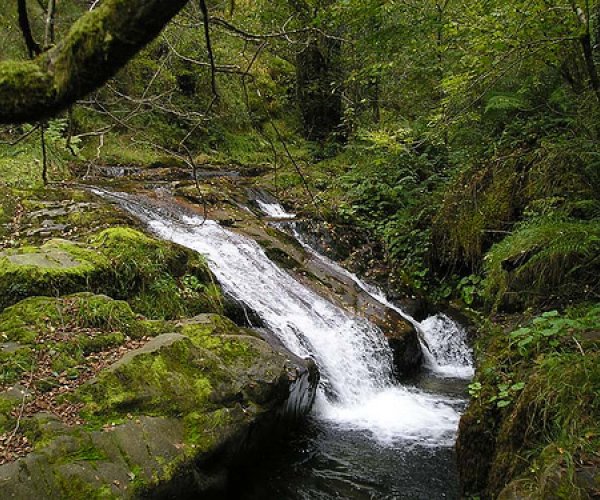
[0, 181, 320, 497]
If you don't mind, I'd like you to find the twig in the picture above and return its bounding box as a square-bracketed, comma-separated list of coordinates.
[0, 124, 41, 145]
[40, 124, 48, 185]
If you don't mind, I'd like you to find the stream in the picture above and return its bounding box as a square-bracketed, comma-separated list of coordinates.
[95, 189, 473, 499]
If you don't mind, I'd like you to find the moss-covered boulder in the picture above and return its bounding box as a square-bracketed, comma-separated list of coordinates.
[0, 227, 223, 320]
[0, 239, 111, 311]
[0, 303, 319, 498]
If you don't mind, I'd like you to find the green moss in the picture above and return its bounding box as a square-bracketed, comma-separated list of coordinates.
[0, 293, 143, 344]
[0, 293, 156, 389]
[0, 240, 111, 311]
[0, 225, 223, 321]
[92, 227, 222, 319]
[0, 60, 54, 119]
[78, 337, 216, 420]
[0, 296, 63, 343]
[183, 408, 232, 448]
[0, 396, 18, 434]
[67, 293, 140, 334]
[53, 472, 116, 500]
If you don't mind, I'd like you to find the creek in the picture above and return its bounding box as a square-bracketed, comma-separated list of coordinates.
[96, 189, 473, 499]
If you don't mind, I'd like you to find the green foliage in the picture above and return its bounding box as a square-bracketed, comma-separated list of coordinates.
[461, 303, 600, 496]
[483, 218, 600, 308]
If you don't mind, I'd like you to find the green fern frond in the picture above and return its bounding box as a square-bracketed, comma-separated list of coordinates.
[483, 217, 600, 308]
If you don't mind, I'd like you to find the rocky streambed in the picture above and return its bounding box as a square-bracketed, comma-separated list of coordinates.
[0, 163, 468, 498]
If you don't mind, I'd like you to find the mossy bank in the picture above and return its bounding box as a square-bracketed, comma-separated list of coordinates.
[0, 205, 319, 498]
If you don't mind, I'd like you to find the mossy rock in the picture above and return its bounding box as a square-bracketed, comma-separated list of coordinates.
[0, 227, 223, 320]
[0, 293, 142, 344]
[0, 239, 111, 311]
[0, 315, 319, 498]
[91, 227, 221, 319]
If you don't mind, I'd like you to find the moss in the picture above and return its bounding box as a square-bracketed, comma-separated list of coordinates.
[92, 227, 222, 319]
[0, 293, 143, 344]
[0, 396, 18, 434]
[78, 338, 216, 420]
[0, 240, 111, 311]
[0, 60, 54, 120]
[0, 226, 222, 320]
[0, 293, 156, 389]
[183, 408, 232, 449]
[458, 305, 600, 498]
[0, 296, 63, 343]
[67, 293, 140, 334]
[53, 472, 116, 500]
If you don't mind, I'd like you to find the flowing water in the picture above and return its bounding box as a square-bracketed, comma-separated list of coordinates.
[255, 199, 297, 219]
[286, 221, 475, 380]
[95, 190, 473, 498]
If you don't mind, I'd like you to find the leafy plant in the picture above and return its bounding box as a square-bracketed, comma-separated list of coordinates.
[509, 306, 600, 359]
[483, 217, 600, 308]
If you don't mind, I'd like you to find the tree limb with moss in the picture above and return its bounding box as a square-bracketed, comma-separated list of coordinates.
[0, 0, 190, 124]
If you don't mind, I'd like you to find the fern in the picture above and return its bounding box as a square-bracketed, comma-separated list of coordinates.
[484, 93, 527, 115]
[483, 217, 600, 308]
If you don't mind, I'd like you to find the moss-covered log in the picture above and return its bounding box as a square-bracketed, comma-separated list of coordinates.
[0, 0, 189, 124]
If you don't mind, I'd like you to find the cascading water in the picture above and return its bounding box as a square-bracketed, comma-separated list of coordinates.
[255, 199, 296, 219]
[286, 221, 474, 379]
[95, 189, 464, 447]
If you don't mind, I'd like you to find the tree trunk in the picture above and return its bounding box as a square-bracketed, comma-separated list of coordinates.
[44, 0, 57, 48]
[296, 38, 343, 141]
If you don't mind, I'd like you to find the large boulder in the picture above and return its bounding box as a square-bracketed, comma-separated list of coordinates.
[0, 304, 318, 498]
[0, 228, 223, 320]
[0, 239, 111, 311]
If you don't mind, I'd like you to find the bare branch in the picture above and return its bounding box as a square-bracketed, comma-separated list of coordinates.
[17, 0, 42, 58]
[199, 0, 219, 101]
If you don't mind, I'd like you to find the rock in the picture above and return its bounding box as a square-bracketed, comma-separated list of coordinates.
[0, 315, 319, 498]
[0, 239, 110, 310]
[0, 228, 222, 320]
[356, 295, 423, 377]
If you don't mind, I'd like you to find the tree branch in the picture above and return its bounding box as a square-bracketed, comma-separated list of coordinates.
[0, 0, 190, 124]
[199, 0, 219, 101]
[17, 0, 42, 59]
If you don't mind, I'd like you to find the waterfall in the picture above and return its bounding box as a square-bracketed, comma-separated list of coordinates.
[286, 221, 474, 379]
[94, 190, 463, 446]
[255, 199, 296, 219]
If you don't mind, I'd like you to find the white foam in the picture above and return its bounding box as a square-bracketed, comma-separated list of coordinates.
[288, 223, 474, 379]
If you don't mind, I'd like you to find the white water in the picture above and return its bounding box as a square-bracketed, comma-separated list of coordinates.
[255, 200, 296, 219]
[286, 223, 475, 378]
[97, 191, 463, 446]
